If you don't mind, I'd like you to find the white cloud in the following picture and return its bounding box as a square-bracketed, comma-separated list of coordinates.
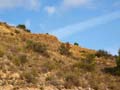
[50, 11, 120, 39]
[0, 0, 40, 11]
[45, 6, 56, 15]
[62, 0, 92, 9]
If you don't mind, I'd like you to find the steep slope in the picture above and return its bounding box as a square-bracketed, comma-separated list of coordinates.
[0, 22, 119, 90]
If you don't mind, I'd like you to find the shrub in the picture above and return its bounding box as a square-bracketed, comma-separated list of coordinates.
[26, 40, 34, 49]
[116, 49, 120, 68]
[64, 73, 80, 88]
[0, 48, 4, 57]
[26, 29, 31, 33]
[42, 60, 60, 72]
[105, 49, 120, 76]
[17, 24, 26, 29]
[26, 40, 48, 56]
[74, 42, 79, 46]
[73, 54, 96, 72]
[16, 24, 31, 33]
[23, 70, 38, 84]
[59, 43, 71, 56]
[13, 54, 28, 66]
[46, 33, 49, 35]
[14, 30, 20, 34]
[33, 42, 47, 54]
[95, 49, 112, 58]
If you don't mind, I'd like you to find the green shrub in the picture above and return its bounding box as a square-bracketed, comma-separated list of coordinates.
[46, 33, 49, 35]
[95, 49, 112, 58]
[59, 43, 71, 56]
[17, 24, 26, 29]
[74, 42, 79, 46]
[26, 29, 31, 33]
[16, 24, 31, 33]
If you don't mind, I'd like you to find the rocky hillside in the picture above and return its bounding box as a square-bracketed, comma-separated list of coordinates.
[0, 22, 120, 90]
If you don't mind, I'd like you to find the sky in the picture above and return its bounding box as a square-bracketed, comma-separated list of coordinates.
[0, 0, 120, 55]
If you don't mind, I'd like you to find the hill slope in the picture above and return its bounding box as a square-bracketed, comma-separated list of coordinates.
[0, 22, 119, 90]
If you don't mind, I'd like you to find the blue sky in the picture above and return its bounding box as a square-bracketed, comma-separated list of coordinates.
[0, 0, 120, 55]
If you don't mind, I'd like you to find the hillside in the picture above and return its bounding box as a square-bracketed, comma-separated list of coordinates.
[0, 22, 120, 90]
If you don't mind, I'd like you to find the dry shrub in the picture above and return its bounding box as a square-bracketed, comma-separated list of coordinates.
[26, 40, 49, 57]
[0, 48, 4, 57]
[59, 43, 71, 56]
[22, 69, 38, 84]
[64, 72, 80, 89]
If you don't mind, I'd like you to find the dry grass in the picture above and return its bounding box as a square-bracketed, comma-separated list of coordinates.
[0, 22, 120, 90]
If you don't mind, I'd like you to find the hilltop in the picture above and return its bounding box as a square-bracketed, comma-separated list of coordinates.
[0, 22, 120, 90]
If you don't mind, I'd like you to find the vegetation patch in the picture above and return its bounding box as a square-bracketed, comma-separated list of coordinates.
[12, 54, 28, 66]
[74, 42, 79, 46]
[26, 40, 48, 56]
[41, 60, 61, 73]
[64, 72, 80, 89]
[59, 43, 71, 56]
[16, 24, 31, 33]
[0, 48, 4, 57]
[95, 49, 112, 58]
[73, 54, 96, 72]
[22, 69, 38, 84]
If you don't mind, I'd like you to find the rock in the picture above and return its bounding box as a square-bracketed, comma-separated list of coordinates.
[0, 71, 7, 79]
[8, 73, 20, 80]
[0, 85, 13, 90]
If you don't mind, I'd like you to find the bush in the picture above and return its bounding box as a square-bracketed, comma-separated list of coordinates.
[13, 54, 28, 66]
[64, 73, 80, 88]
[105, 49, 120, 76]
[26, 29, 31, 33]
[74, 42, 79, 46]
[17, 24, 26, 29]
[59, 43, 71, 56]
[41, 60, 61, 73]
[16, 24, 31, 33]
[0, 48, 4, 57]
[23, 70, 38, 84]
[73, 54, 96, 72]
[14, 30, 20, 34]
[26, 40, 34, 49]
[26, 40, 48, 56]
[116, 49, 120, 68]
[95, 49, 112, 58]
[46, 33, 49, 35]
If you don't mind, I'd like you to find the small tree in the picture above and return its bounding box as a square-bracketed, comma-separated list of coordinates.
[17, 24, 26, 29]
[74, 42, 79, 46]
[16, 24, 31, 33]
